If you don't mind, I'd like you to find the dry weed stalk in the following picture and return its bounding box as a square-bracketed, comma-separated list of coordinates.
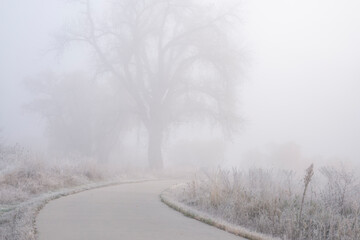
[298, 163, 314, 226]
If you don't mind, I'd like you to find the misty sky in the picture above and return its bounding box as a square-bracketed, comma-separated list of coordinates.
[238, 0, 360, 164]
[0, 0, 359, 164]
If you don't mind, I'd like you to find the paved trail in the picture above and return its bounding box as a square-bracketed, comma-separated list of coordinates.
[36, 180, 245, 240]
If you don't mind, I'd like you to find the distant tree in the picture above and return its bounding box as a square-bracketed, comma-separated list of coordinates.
[25, 72, 131, 162]
[57, 0, 243, 169]
[0, 129, 3, 152]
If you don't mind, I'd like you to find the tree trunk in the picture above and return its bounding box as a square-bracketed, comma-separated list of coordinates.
[147, 125, 164, 170]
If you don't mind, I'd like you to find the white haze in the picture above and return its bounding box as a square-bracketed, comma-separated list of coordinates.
[0, 0, 359, 170]
[231, 0, 360, 169]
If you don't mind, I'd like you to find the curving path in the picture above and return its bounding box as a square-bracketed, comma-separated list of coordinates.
[36, 180, 245, 240]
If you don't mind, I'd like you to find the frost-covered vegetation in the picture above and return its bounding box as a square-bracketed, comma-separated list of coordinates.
[0, 143, 147, 240]
[0, 145, 110, 205]
[175, 166, 360, 240]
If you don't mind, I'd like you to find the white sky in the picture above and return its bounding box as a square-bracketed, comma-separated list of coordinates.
[237, 0, 360, 163]
[0, 0, 359, 164]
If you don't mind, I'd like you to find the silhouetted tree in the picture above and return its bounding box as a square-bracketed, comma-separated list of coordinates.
[26, 72, 130, 162]
[57, 0, 243, 169]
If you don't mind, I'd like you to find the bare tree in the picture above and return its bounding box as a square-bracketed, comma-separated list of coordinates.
[25, 72, 129, 162]
[57, 0, 243, 169]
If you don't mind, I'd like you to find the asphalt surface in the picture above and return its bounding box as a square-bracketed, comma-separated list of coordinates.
[36, 180, 245, 240]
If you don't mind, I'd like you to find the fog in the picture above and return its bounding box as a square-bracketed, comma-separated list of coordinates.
[1, 0, 360, 171]
[233, 0, 360, 169]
